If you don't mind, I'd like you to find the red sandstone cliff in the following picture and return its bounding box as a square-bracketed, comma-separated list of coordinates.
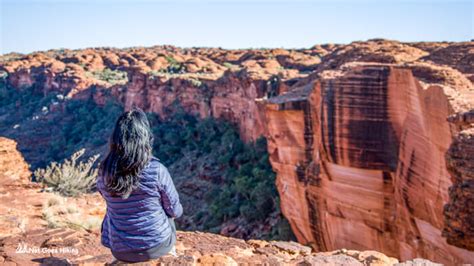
[1, 40, 473, 264]
[265, 63, 474, 264]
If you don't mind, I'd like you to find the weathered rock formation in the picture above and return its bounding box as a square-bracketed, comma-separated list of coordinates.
[0, 137, 30, 185]
[265, 62, 474, 264]
[1, 45, 311, 142]
[119, 68, 274, 142]
[0, 227, 407, 265]
[1, 40, 473, 264]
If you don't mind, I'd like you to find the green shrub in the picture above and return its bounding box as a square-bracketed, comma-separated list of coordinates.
[167, 63, 185, 74]
[86, 68, 128, 85]
[187, 78, 202, 87]
[34, 149, 99, 197]
[223, 62, 238, 69]
[161, 56, 185, 74]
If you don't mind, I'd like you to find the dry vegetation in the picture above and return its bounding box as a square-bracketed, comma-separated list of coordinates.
[34, 149, 99, 197]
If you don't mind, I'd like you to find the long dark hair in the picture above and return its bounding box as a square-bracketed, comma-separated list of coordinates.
[100, 107, 154, 199]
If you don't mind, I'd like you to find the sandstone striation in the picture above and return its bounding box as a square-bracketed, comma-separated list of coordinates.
[265, 62, 474, 264]
[1, 40, 473, 264]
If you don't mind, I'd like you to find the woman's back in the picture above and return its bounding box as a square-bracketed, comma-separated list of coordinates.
[97, 108, 183, 262]
[98, 157, 183, 253]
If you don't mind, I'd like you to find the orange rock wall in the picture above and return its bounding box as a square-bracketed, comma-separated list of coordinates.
[119, 70, 270, 142]
[265, 65, 474, 264]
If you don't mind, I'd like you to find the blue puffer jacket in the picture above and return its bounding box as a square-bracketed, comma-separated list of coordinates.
[97, 157, 183, 252]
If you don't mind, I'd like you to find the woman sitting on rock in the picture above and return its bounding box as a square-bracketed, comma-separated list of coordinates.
[97, 107, 183, 263]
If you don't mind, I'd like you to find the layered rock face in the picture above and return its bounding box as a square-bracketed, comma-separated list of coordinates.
[120, 68, 273, 142]
[1, 46, 312, 142]
[1, 40, 473, 263]
[265, 63, 474, 264]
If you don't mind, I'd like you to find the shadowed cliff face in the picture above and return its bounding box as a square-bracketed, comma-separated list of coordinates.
[1, 40, 473, 264]
[444, 112, 474, 251]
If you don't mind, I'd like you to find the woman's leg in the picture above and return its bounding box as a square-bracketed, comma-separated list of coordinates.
[168, 218, 177, 256]
[168, 217, 176, 234]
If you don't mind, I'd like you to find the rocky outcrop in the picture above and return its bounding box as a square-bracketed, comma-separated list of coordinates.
[0, 226, 411, 265]
[420, 42, 474, 82]
[1, 40, 473, 263]
[0, 137, 30, 185]
[265, 63, 474, 264]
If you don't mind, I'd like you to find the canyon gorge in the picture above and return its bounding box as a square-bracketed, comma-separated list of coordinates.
[0, 39, 473, 264]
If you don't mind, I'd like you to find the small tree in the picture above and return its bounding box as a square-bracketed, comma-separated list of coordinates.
[34, 149, 99, 197]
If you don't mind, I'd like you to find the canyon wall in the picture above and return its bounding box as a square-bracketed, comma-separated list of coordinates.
[118, 68, 273, 142]
[265, 63, 474, 264]
[1, 40, 473, 263]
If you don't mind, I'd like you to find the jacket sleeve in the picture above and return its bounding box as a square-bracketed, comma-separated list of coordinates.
[158, 164, 183, 218]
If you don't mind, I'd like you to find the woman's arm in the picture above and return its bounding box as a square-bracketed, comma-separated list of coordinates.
[158, 164, 183, 218]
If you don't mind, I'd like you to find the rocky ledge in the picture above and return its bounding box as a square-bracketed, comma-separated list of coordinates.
[0, 227, 440, 266]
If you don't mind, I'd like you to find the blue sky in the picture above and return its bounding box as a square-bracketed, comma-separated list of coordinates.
[0, 0, 472, 54]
